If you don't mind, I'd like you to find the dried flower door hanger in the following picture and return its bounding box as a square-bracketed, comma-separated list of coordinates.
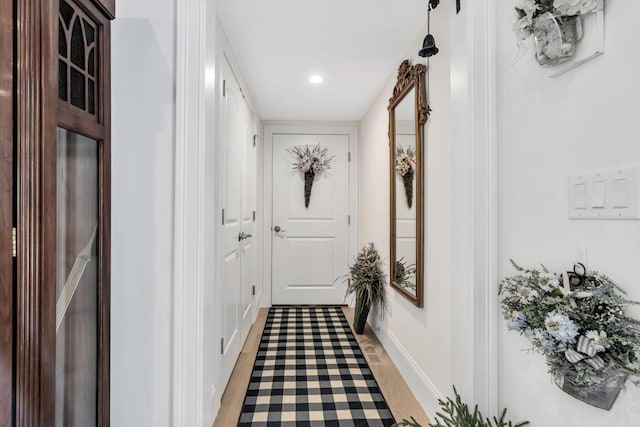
[395, 145, 416, 208]
[288, 144, 335, 208]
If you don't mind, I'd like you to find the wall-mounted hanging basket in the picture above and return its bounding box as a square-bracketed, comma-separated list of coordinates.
[500, 261, 640, 410]
[513, 1, 605, 77]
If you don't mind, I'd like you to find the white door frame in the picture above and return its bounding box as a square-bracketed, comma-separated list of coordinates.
[174, 0, 207, 425]
[449, 0, 499, 417]
[173, 3, 263, 425]
[262, 124, 359, 307]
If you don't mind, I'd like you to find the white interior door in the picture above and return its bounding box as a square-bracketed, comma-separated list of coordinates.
[239, 103, 256, 341]
[272, 134, 350, 305]
[220, 58, 253, 387]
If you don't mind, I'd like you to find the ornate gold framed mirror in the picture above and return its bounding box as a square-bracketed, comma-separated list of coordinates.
[388, 60, 427, 307]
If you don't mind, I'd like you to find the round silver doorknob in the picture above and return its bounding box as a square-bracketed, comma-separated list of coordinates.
[273, 225, 286, 233]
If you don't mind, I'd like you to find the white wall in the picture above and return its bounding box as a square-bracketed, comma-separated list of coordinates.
[359, 2, 452, 416]
[111, 1, 176, 426]
[497, 0, 640, 425]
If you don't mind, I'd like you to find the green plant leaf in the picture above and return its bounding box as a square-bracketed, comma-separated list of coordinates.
[427, 387, 529, 427]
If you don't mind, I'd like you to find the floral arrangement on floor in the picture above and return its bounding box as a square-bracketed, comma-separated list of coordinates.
[500, 260, 640, 408]
[396, 145, 416, 208]
[344, 243, 388, 334]
[287, 144, 334, 208]
[513, 0, 603, 65]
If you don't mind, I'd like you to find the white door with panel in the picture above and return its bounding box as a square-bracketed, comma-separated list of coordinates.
[272, 134, 350, 305]
[220, 58, 257, 388]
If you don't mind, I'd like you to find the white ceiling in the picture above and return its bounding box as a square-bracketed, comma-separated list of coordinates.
[216, 0, 427, 122]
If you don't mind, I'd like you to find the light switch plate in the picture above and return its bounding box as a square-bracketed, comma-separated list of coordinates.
[569, 164, 640, 220]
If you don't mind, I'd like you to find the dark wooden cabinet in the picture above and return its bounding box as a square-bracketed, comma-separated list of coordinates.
[6, 1, 114, 425]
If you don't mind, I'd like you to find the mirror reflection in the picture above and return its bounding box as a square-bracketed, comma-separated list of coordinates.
[388, 60, 427, 308]
[394, 88, 417, 294]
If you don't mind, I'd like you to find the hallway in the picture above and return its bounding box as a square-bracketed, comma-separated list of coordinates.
[3, 0, 640, 426]
[108, 1, 640, 426]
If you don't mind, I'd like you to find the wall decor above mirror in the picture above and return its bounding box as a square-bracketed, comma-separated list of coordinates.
[388, 60, 427, 308]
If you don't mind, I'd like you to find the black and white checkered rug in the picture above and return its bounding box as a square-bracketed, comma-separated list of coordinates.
[238, 306, 396, 427]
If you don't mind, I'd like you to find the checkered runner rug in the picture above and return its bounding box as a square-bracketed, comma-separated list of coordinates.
[238, 306, 396, 427]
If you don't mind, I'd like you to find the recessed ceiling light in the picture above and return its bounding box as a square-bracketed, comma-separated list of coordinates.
[309, 74, 324, 84]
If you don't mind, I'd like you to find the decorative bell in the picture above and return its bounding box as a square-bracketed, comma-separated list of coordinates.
[418, 34, 439, 57]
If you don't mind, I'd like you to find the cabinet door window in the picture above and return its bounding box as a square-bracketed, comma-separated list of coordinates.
[55, 128, 99, 427]
[58, 0, 98, 116]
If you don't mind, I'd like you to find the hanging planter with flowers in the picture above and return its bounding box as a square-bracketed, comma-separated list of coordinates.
[513, 0, 603, 66]
[288, 144, 334, 208]
[395, 145, 416, 209]
[500, 261, 640, 410]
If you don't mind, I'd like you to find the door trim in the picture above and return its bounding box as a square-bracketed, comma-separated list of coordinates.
[14, 0, 58, 423]
[449, 0, 499, 416]
[0, 0, 14, 424]
[173, 0, 207, 425]
[262, 124, 359, 307]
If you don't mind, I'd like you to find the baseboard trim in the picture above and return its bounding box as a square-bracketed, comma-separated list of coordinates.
[372, 323, 443, 420]
[210, 387, 221, 426]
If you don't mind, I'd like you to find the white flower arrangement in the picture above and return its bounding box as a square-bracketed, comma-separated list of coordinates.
[287, 144, 335, 208]
[395, 145, 417, 208]
[500, 261, 640, 390]
[288, 144, 334, 175]
[395, 145, 416, 177]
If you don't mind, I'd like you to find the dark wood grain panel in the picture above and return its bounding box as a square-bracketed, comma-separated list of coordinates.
[98, 20, 112, 426]
[0, 0, 14, 425]
[92, 0, 115, 20]
[15, 0, 58, 425]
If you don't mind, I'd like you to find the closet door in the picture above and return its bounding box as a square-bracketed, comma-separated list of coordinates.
[219, 57, 257, 389]
[239, 95, 257, 342]
[220, 58, 244, 387]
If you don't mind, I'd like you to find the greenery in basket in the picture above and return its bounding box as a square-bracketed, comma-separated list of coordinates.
[392, 387, 529, 427]
[499, 260, 640, 389]
[344, 243, 387, 333]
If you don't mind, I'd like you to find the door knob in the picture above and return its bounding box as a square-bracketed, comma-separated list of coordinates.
[273, 225, 286, 233]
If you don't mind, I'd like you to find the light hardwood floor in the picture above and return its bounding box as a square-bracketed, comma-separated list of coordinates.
[212, 307, 430, 427]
